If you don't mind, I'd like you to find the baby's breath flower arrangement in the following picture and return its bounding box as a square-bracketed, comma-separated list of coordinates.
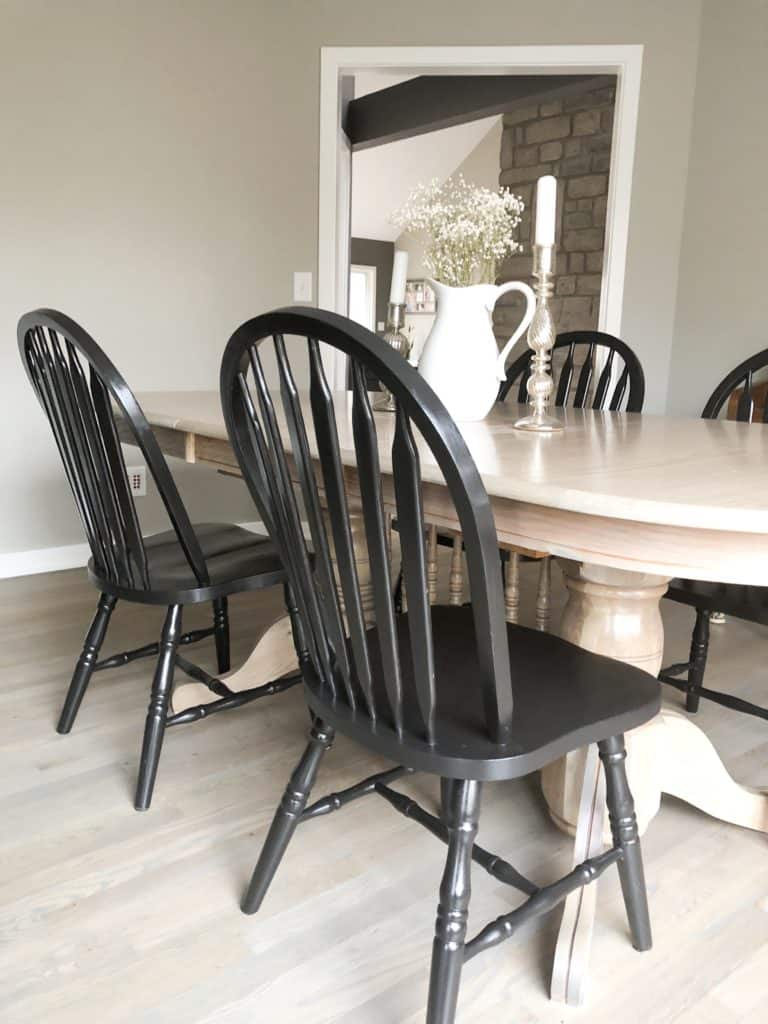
[391, 175, 524, 288]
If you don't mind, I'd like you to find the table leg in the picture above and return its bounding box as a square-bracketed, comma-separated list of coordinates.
[547, 560, 768, 1005]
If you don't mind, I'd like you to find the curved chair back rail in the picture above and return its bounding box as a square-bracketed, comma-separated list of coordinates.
[220, 306, 513, 746]
[18, 309, 209, 592]
[500, 330, 645, 412]
[701, 347, 768, 422]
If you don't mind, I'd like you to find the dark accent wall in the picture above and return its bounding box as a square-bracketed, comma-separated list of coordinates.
[350, 237, 394, 331]
[494, 80, 616, 344]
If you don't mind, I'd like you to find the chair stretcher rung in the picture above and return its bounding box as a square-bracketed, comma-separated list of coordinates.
[658, 673, 690, 692]
[166, 670, 302, 726]
[463, 846, 622, 962]
[375, 783, 538, 897]
[94, 626, 216, 672]
[300, 766, 413, 821]
[175, 654, 232, 696]
[658, 661, 692, 680]
[660, 671, 768, 720]
[692, 686, 768, 720]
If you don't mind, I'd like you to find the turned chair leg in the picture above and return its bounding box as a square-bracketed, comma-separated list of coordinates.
[212, 596, 231, 674]
[426, 525, 439, 605]
[449, 536, 464, 606]
[426, 778, 483, 1024]
[134, 605, 182, 811]
[241, 719, 335, 915]
[598, 734, 652, 951]
[504, 551, 520, 624]
[57, 593, 117, 734]
[535, 556, 552, 632]
[686, 608, 710, 714]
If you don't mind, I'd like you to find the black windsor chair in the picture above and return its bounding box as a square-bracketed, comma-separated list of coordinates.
[220, 307, 660, 1024]
[402, 330, 646, 631]
[19, 309, 300, 810]
[499, 329, 646, 411]
[660, 347, 768, 720]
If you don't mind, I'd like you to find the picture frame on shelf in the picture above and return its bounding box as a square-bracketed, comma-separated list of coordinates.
[404, 279, 436, 314]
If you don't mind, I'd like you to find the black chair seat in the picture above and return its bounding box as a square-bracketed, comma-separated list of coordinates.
[305, 605, 660, 781]
[88, 522, 284, 604]
[666, 578, 768, 625]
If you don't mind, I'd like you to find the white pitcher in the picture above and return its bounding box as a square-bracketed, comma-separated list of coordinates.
[417, 278, 536, 422]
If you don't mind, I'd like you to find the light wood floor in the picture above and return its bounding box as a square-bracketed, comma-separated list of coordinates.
[2, 562, 768, 1023]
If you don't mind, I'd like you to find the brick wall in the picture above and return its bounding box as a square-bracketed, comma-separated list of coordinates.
[494, 83, 616, 346]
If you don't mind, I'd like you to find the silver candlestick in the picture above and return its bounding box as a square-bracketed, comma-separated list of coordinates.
[374, 302, 411, 412]
[514, 243, 564, 432]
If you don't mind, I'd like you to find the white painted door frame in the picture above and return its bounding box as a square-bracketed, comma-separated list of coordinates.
[318, 45, 643, 389]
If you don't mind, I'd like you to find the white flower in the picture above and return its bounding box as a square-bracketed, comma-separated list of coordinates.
[391, 175, 524, 288]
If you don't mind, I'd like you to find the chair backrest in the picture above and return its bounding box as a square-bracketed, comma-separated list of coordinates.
[220, 307, 513, 745]
[500, 330, 645, 412]
[18, 309, 209, 591]
[702, 348, 768, 422]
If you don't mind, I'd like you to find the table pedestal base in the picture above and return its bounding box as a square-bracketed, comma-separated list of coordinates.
[171, 614, 299, 714]
[171, 511, 374, 713]
[547, 561, 768, 1007]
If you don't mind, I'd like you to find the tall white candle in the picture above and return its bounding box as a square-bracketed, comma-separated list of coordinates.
[389, 250, 409, 305]
[534, 175, 557, 247]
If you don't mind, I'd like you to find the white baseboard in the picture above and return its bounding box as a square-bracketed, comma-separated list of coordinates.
[0, 521, 266, 581]
[0, 542, 93, 580]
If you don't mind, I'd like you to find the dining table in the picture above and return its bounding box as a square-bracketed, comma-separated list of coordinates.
[121, 389, 768, 1006]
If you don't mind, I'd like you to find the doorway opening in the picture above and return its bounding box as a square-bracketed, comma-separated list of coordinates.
[318, 46, 643, 389]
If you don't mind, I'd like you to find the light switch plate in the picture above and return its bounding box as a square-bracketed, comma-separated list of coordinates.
[293, 271, 313, 303]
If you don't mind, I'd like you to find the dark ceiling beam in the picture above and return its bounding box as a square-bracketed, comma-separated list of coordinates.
[345, 74, 612, 151]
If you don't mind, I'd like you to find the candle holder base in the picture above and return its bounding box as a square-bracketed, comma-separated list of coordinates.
[374, 302, 411, 413]
[513, 410, 564, 433]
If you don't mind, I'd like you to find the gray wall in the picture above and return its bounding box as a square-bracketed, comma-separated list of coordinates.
[2, 0, 755, 564]
[667, 0, 768, 416]
[1, 0, 276, 560]
[350, 238, 394, 329]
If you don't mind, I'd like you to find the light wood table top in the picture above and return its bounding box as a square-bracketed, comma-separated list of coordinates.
[133, 389, 768, 583]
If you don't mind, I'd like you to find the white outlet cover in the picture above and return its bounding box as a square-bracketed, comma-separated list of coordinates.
[293, 271, 313, 303]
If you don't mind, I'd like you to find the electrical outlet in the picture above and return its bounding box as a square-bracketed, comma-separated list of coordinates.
[293, 271, 313, 303]
[127, 466, 147, 497]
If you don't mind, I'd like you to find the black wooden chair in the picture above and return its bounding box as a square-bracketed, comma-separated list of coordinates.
[660, 348, 768, 720]
[220, 307, 659, 1023]
[19, 309, 300, 810]
[499, 329, 646, 411]
[420, 330, 646, 630]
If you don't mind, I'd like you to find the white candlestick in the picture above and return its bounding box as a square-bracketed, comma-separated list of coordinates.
[534, 175, 557, 247]
[389, 250, 408, 305]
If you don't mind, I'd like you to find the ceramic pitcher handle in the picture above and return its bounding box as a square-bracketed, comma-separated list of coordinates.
[492, 281, 537, 382]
